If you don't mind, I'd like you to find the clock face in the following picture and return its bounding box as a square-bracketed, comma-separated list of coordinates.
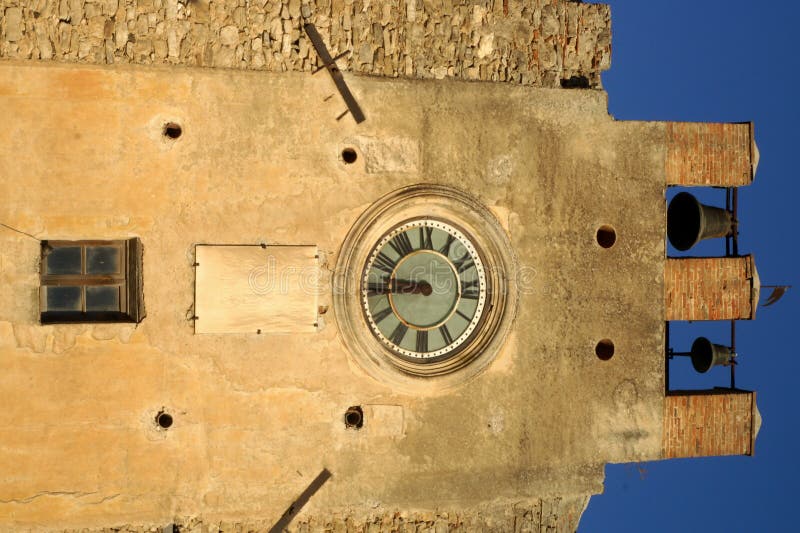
[361, 219, 488, 360]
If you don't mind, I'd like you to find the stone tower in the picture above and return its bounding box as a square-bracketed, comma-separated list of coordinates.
[0, 1, 760, 531]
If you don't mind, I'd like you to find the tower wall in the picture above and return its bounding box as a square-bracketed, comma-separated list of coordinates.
[0, 0, 611, 87]
[0, 61, 662, 531]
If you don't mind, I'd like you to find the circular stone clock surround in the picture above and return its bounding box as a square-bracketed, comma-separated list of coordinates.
[334, 184, 518, 392]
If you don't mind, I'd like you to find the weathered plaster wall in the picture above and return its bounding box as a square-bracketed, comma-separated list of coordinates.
[0, 62, 662, 530]
[0, 0, 611, 87]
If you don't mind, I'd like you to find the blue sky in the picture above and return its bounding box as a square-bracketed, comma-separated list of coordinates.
[579, 1, 799, 531]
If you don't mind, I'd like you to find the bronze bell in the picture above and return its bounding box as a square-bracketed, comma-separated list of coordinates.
[690, 337, 733, 373]
[667, 192, 733, 251]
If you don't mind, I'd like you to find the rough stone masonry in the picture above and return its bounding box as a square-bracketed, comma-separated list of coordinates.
[0, 0, 610, 87]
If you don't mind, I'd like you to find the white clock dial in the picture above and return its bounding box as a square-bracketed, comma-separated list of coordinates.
[361, 219, 488, 360]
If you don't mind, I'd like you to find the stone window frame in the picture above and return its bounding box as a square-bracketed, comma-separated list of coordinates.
[39, 238, 145, 324]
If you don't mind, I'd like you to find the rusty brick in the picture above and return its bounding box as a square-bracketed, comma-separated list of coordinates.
[665, 256, 756, 321]
[664, 122, 755, 187]
[664, 392, 755, 458]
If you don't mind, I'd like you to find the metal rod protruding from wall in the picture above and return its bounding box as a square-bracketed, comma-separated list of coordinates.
[726, 188, 731, 256]
[665, 321, 670, 394]
[730, 320, 737, 389]
[732, 187, 739, 257]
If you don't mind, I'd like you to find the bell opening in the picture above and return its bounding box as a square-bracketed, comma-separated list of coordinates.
[690, 337, 731, 373]
[667, 192, 733, 252]
[667, 192, 703, 251]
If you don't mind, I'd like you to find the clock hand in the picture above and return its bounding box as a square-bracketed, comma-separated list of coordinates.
[366, 279, 433, 296]
[393, 279, 433, 296]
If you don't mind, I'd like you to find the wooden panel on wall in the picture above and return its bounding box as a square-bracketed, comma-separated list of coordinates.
[194, 245, 318, 334]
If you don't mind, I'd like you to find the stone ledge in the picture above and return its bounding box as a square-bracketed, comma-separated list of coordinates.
[54, 497, 591, 532]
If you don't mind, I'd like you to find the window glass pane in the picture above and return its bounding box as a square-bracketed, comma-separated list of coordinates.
[86, 246, 120, 275]
[45, 246, 82, 275]
[45, 286, 82, 311]
[86, 286, 120, 311]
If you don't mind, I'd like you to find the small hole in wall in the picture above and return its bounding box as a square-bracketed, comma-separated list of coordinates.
[595, 339, 615, 361]
[344, 406, 363, 429]
[596, 225, 617, 248]
[156, 411, 173, 429]
[341, 148, 358, 164]
[163, 123, 182, 139]
[560, 75, 590, 89]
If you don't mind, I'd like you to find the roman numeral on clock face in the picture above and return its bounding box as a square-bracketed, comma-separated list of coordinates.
[456, 309, 472, 321]
[374, 252, 397, 274]
[454, 254, 475, 274]
[438, 234, 456, 256]
[419, 226, 434, 250]
[389, 322, 408, 345]
[439, 324, 453, 345]
[372, 306, 393, 324]
[388, 231, 413, 257]
[461, 279, 480, 299]
[416, 330, 428, 352]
